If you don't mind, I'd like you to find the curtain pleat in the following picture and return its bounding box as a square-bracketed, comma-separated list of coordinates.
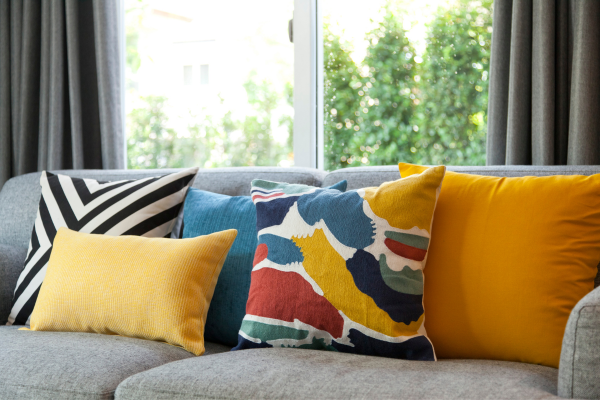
[567, 1, 600, 164]
[65, 0, 84, 169]
[486, 0, 513, 164]
[47, 0, 66, 170]
[505, 0, 532, 165]
[37, 0, 50, 170]
[531, 0, 554, 165]
[0, 1, 11, 186]
[554, 0, 571, 165]
[0, 0, 124, 189]
[10, 0, 22, 174]
[17, 0, 41, 175]
[93, 0, 123, 169]
[487, 0, 600, 166]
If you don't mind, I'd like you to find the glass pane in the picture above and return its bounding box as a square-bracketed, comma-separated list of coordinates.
[323, 0, 493, 169]
[125, 0, 294, 169]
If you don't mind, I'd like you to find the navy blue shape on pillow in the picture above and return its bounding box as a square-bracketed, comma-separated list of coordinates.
[233, 335, 273, 350]
[332, 329, 435, 361]
[255, 196, 300, 232]
[346, 249, 424, 324]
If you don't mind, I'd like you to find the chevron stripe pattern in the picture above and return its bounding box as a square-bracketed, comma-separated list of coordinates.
[7, 168, 198, 326]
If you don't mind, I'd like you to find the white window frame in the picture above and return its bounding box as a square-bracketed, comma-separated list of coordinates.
[119, 0, 323, 169]
[119, 0, 127, 166]
[293, 0, 323, 169]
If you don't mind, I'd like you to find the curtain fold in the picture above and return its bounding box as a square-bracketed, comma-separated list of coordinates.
[0, 0, 124, 189]
[487, 0, 600, 165]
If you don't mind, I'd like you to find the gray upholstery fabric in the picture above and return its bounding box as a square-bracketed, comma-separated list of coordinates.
[0, 245, 26, 326]
[0, 326, 231, 400]
[116, 348, 559, 400]
[0, 167, 326, 249]
[558, 286, 600, 399]
[324, 164, 600, 189]
[487, 0, 600, 166]
[0, 0, 124, 190]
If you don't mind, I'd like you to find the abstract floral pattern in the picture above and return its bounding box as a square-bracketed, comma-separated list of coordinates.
[234, 166, 445, 361]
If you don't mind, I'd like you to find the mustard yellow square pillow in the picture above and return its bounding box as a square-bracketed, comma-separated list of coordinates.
[25, 227, 237, 356]
[399, 163, 600, 368]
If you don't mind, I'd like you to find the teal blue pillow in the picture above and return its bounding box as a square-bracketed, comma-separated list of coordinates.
[182, 180, 348, 346]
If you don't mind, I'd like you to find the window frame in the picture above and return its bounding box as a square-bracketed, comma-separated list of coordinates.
[293, 0, 323, 169]
[119, 0, 323, 169]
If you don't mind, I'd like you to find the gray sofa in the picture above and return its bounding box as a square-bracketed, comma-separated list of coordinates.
[0, 165, 598, 400]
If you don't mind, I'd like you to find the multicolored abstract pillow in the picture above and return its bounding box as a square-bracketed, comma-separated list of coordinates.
[233, 166, 446, 361]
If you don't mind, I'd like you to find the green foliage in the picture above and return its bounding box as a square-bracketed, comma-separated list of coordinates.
[225, 76, 290, 167]
[353, 9, 418, 166]
[324, 0, 492, 169]
[127, 96, 175, 169]
[323, 22, 363, 170]
[416, 0, 493, 165]
[126, 77, 293, 169]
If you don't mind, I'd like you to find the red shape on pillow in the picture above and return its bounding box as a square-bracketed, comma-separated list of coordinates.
[246, 268, 344, 339]
[251, 192, 284, 202]
[253, 243, 268, 267]
[384, 238, 427, 261]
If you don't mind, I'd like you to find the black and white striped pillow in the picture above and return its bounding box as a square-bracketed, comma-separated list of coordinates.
[7, 168, 198, 326]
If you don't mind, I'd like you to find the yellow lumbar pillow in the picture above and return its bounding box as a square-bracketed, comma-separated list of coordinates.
[26, 227, 237, 356]
[399, 163, 600, 368]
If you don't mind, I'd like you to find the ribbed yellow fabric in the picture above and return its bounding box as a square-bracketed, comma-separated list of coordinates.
[26, 227, 237, 356]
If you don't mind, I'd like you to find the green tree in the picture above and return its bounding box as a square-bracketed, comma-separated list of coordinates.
[416, 0, 492, 165]
[353, 8, 419, 166]
[127, 96, 176, 169]
[224, 76, 291, 167]
[127, 76, 293, 169]
[323, 22, 363, 170]
[323, 0, 493, 168]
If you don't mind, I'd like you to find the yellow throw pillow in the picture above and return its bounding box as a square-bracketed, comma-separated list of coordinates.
[399, 163, 600, 368]
[25, 227, 237, 356]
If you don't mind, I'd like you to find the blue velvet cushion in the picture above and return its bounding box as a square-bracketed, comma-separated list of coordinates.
[182, 180, 348, 346]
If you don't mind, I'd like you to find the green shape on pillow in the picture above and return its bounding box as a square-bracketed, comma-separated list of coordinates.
[252, 179, 347, 194]
[384, 231, 429, 250]
[379, 254, 424, 295]
[240, 320, 309, 342]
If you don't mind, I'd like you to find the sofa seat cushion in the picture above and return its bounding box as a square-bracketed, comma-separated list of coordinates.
[0, 326, 230, 400]
[115, 348, 560, 400]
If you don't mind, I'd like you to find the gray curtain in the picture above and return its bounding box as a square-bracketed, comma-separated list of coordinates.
[487, 0, 600, 165]
[0, 0, 124, 189]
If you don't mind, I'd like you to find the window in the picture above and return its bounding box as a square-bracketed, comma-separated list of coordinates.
[124, 0, 492, 170]
[323, 0, 492, 170]
[125, 0, 294, 169]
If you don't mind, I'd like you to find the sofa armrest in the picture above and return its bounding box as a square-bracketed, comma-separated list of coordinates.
[0, 245, 27, 325]
[558, 285, 600, 399]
